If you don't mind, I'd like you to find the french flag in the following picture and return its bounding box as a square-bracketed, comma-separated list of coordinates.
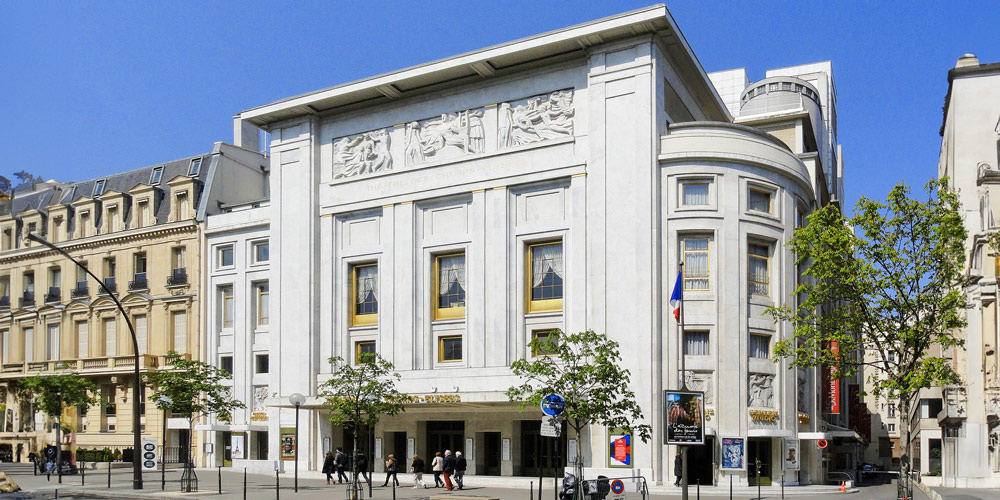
[670, 271, 683, 322]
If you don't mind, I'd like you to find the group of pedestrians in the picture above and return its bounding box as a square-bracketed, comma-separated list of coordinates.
[323, 447, 467, 490]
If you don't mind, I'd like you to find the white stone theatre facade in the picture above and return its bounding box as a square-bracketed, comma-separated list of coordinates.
[232, 6, 850, 486]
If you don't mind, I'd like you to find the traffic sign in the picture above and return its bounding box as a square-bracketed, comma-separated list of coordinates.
[541, 394, 565, 416]
[141, 437, 158, 471]
[817, 439, 828, 449]
[611, 479, 625, 494]
[540, 415, 562, 437]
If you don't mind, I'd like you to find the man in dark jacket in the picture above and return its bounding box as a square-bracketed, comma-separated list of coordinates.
[335, 447, 349, 484]
[454, 451, 467, 490]
[442, 450, 456, 490]
[355, 450, 371, 488]
[673, 451, 683, 486]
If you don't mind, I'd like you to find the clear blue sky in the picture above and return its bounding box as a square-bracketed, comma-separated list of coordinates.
[2, 1, 998, 210]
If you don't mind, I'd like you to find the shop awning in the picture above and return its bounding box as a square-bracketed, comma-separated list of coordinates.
[747, 429, 795, 438]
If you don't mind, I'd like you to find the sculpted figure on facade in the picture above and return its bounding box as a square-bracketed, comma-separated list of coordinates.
[747, 373, 774, 408]
[498, 90, 575, 148]
[332, 128, 393, 179]
[685, 371, 713, 405]
[253, 386, 270, 414]
[403, 109, 485, 166]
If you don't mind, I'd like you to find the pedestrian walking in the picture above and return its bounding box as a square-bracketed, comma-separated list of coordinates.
[335, 447, 349, 484]
[454, 451, 467, 490]
[442, 450, 455, 491]
[673, 451, 682, 486]
[431, 451, 444, 487]
[411, 454, 427, 489]
[323, 451, 335, 485]
[354, 450, 371, 488]
[381, 454, 399, 487]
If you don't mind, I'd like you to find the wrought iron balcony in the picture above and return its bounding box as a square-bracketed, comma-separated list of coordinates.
[100, 278, 117, 294]
[19, 291, 34, 308]
[128, 273, 148, 291]
[72, 282, 89, 298]
[45, 287, 61, 303]
[167, 268, 187, 286]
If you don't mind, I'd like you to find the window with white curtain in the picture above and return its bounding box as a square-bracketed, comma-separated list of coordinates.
[103, 318, 116, 357]
[683, 330, 710, 355]
[172, 311, 187, 354]
[23, 327, 34, 362]
[748, 187, 774, 214]
[682, 237, 710, 290]
[76, 321, 88, 358]
[256, 282, 269, 326]
[352, 263, 378, 326]
[528, 241, 564, 312]
[1, 329, 9, 364]
[749, 333, 770, 359]
[134, 315, 147, 355]
[221, 286, 234, 329]
[681, 181, 710, 206]
[46, 323, 59, 361]
[748, 243, 770, 296]
[435, 253, 466, 319]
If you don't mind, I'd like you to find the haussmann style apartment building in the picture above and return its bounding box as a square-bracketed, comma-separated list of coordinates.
[0, 142, 267, 466]
[224, 5, 866, 487]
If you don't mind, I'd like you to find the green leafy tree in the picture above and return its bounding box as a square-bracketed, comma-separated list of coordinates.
[506, 329, 652, 490]
[144, 351, 244, 485]
[766, 179, 966, 482]
[19, 374, 99, 474]
[319, 353, 407, 493]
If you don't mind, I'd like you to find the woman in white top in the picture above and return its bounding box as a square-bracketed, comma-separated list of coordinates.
[431, 451, 444, 487]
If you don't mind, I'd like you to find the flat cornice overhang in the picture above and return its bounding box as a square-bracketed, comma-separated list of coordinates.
[238, 4, 729, 127]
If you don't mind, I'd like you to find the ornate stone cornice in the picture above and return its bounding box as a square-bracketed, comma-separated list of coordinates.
[0, 220, 198, 264]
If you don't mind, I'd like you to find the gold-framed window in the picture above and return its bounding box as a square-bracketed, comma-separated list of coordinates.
[748, 243, 770, 296]
[531, 329, 559, 357]
[438, 335, 462, 362]
[351, 263, 378, 326]
[221, 285, 234, 328]
[682, 237, 709, 290]
[527, 241, 563, 313]
[748, 188, 774, 214]
[355, 340, 376, 364]
[434, 253, 466, 320]
[256, 282, 269, 326]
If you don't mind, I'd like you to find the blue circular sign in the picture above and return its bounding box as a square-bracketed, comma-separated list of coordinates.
[541, 394, 565, 416]
[611, 479, 625, 494]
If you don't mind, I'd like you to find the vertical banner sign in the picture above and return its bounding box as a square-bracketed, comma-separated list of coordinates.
[828, 341, 841, 414]
[720, 437, 746, 471]
[664, 391, 705, 444]
[608, 430, 632, 468]
[280, 428, 296, 460]
[783, 438, 800, 471]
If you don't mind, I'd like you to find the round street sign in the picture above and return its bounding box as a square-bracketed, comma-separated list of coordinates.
[817, 439, 828, 449]
[611, 479, 625, 494]
[541, 394, 565, 416]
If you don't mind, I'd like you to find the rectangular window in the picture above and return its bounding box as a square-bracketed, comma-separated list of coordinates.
[136, 200, 150, 228]
[79, 212, 91, 238]
[681, 181, 710, 206]
[531, 329, 558, 357]
[354, 341, 376, 364]
[134, 315, 147, 355]
[103, 257, 116, 279]
[103, 318, 116, 357]
[749, 333, 771, 359]
[221, 286, 234, 328]
[176, 192, 190, 219]
[24, 272, 34, 294]
[888, 423, 896, 432]
[106, 205, 118, 232]
[528, 241, 564, 312]
[133, 252, 147, 276]
[683, 330, 710, 356]
[748, 243, 770, 296]
[255, 354, 269, 374]
[1, 329, 8, 364]
[149, 167, 164, 185]
[220, 356, 233, 376]
[76, 263, 87, 285]
[171, 311, 187, 353]
[888, 405, 897, 418]
[748, 188, 773, 214]
[46, 323, 59, 361]
[49, 267, 61, 291]
[438, 335, 463, 362]
[256, 282, 269, 326]
[76, 321, 88, 358]
[171, 246, 186, 270]
[253, 241, 269, 263]
[23, 327, 34, 362]
[351, 263, 378, 326]
[188, 158, 202, 176]
[435, 253, 466, 319]
[218, 245, 234, 268]
[682, 237, 710, 290]
[93, 180, 106, 197]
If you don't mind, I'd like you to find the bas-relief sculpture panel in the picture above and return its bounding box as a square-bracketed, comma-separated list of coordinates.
[748, 373, 775, 408]
[331, 89, 575, 180]
[685, 371, 713, 405]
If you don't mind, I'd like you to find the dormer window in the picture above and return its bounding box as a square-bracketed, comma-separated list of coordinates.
[93, 180, 106, 197]
[79, 210, 91, 238]
[106, 205, 118, 233]
[136, 199, 151, 228]
[175, 191, 189, 220]
[149, 167, 164, 185]
[188, 158, 202, 176]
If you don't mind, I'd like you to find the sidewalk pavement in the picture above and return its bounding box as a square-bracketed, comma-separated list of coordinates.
[0, 462, 938, 500]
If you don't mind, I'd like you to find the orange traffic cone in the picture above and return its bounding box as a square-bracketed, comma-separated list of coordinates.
[840, 481, 846, 492]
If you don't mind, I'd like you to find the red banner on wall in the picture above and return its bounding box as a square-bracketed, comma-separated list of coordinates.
[827, 341, 841, 414]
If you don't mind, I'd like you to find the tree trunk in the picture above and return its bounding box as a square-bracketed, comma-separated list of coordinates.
[898, 394, 913, 497]
[573, 419, 584, 500]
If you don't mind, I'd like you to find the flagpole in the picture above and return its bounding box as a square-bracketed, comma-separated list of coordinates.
[679, 261, 687, 391]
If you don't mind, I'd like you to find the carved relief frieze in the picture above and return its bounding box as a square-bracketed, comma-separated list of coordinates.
[332, 128, 393, 179]
[685, 370, 714, 405]
[498, 89, 574, 148]
[403, 108, 486, 166]
[748, 373, 775, 408]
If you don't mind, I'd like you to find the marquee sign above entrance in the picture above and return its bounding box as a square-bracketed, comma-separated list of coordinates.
[406, 394, 462, 403]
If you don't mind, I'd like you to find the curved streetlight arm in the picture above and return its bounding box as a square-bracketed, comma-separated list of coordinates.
[27, 232, 144, 490]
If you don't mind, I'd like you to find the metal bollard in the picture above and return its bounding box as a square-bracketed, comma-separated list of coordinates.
[697, 477, 700, 500]
[276, 469, 280, 500]
[47, 469, 51, 482]
[393, 480, 397, 500]
[781, 473, 785, 499]
[219, 466, 222, 494]
[244, 468, 247, 500]
[81, 461, 85, 486]
[530, 480, 534, 500]
[107, 461, 112, 488]
[553, 474, 557, 500]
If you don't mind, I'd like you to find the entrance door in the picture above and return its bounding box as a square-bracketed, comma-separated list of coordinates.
[426, 421, 465, 456]
[177, 429, 190, 465]
[520, 420, 567, 477]
[222, 432, 232, 467]
[484, 432, 501, 476]
[686, 436, 715, 486]
[748, 438, 772, 486]
[389, 432, 406, 461]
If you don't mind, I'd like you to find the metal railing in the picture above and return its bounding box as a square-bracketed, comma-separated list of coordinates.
[0, 355, 158, 375]
[72, 284, 89, 298]
[167, 268, 187, 286]
[45, 287, 61, 303]
[100, 278, 117, 294]
[0, 296, 10, 308]
[128, 274, 148, 291]
[19, 291, 34, 308]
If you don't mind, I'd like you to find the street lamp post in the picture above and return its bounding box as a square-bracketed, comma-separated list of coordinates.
[289, 393, 305, 493]
[28, 233, 144, 490]
[157, 395, 172, 490]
